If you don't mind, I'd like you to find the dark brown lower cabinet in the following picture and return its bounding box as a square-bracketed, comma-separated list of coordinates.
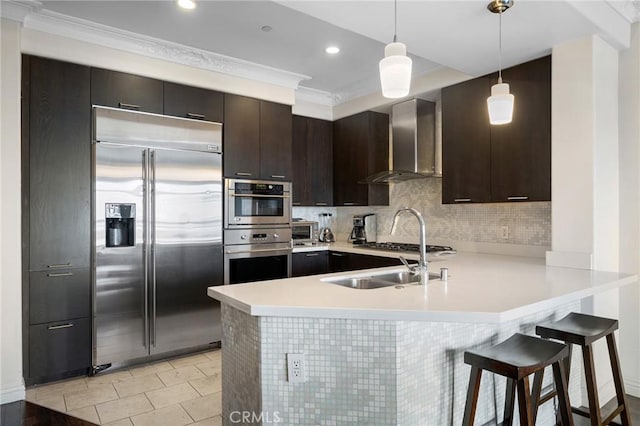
[29, 269, 90, 325]
[292, 252, 330, 277]
[292, 251, 404, 278]
[29, 318, 91, 379]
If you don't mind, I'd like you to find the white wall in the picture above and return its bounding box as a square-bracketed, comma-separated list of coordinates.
[618, 23, 640, 397]
[0, 18, 25, 404]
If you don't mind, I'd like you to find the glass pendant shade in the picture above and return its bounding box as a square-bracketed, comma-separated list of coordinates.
[379, 42, 412, 99]
[487, 82, 514, 125]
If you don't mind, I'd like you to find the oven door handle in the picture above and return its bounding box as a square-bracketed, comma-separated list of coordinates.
[225, 247, 292, 255]
[229, 193, 290, 199]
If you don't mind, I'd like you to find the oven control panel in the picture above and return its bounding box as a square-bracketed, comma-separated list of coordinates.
[224, 227, 292, 246]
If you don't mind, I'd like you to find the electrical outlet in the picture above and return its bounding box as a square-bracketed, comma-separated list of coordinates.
[287, 353, 306, 383]
[500, 226, 509, 240]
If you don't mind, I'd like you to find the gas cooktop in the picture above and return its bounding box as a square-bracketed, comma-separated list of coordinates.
[360, 242, 456, 254]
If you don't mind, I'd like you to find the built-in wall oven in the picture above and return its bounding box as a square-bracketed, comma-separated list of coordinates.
[223, 227, 292, 284]
[225, 179, 291, 227]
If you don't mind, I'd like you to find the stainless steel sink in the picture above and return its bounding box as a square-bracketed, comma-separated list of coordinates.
[325, 270, 440, 289]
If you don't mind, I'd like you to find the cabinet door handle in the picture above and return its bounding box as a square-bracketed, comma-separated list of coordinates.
[305, 253, 320, 257]
[343, 202, 357, 206]
[315, 202, 328, 206]
[47, 272, 73, 278]
[47, 263, 71, 269]
[331, 253, 347, 257]
[186, 112, 205, 120]
[118, 102, 141, 111]
[507, 196, 529, 201]
[292, 202, 301, 206]
[235, 172, 252, 177]
[48, 323, 74, 330]
[270, 175, 286, 179]
[454, 198, 471, 203]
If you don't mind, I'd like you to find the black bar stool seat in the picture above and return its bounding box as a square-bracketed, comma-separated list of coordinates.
[462, 333, 574, 426]
[534, 312, 631, 426]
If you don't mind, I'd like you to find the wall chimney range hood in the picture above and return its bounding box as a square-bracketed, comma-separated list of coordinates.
[363, 98, 438, 184]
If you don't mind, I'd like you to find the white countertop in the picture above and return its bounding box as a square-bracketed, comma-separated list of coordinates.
[208, 247, 637, 323]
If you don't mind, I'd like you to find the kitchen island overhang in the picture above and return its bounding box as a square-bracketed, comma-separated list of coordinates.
[207, 252, 637, 425]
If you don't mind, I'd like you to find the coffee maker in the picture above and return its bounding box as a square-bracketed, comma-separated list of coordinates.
[349, 214, 376, 245]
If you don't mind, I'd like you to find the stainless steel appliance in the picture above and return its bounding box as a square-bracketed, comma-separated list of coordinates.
[92, 107, 223, 372]
[225, 179, 291, 227]
[292, 219, 319, 245]
[349, 214, 377, 245]
[224, 228, 292, 284]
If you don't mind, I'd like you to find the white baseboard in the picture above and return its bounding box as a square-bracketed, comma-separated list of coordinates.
[0, 383, 25, 404]
[625, 377, 640, 398]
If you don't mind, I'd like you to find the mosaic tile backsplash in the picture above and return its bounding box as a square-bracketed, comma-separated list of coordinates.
[293, 178, 551, 247]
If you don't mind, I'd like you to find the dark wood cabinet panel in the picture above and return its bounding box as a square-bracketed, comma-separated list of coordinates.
[333, 111, 389, 206]
[260, 100, 292, 180]
[163, 82, 223, 122]
[29, 318, 91, 379]
[490, 56, 551, 202]
[223, 94, 260, 178]
[29, 268, 90, 325]
[292, 251, 330, 277]
[292, 115, 333, 206]
[28, 56, 91, 271]
[91, 67, 163, 114]
[328, 251, 401, 273]
[442, 76, 492, 204]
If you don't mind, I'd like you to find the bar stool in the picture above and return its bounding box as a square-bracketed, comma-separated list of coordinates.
[462, 333, 574, 426]
[534, 312, 631, 426]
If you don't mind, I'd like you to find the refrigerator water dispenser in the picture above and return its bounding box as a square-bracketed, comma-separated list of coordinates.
[105, 203, 135, 247]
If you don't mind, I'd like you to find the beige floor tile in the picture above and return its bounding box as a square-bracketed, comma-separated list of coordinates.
[204, 350, 221, 363]
[87, 369, 133, 386]
[34, 377, 87, 401]
[193, 415, 222, 426]
[168, 353, 210, 369]
[114, 374, 165, 398]
[195, 361, 220, 377]
[34, 394, 67, 413]
[128, 361, 174, 377]
[157, 365, 205, 387]
[104, 419, 134, 426]
[189, 373, 221, 397]
[130, 404, 193, 426]
[145, 382, 199, 409]
[96, 394, 154, 424]
[65, 383, 119, 411]
[67, 406, 100, 424]
[25, 388, 37, 402]
[181, 393, 222, 421]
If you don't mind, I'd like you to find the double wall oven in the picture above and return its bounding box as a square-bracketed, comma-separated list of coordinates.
[224, 179, 292, 284]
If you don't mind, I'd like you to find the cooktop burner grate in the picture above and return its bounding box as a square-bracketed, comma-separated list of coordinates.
[360, 242, 455, 253]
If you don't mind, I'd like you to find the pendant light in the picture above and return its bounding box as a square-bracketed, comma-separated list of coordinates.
[486, 0, 514, 125]
[379, 0, 412, 98]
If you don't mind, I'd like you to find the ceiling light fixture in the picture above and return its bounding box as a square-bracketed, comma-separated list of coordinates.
[325, 46, 340, 54]
[177, 0, 196, 10]
[261, 25, 272, 32]
[486, 0, 514, 125]
[379, 0, 412, 99]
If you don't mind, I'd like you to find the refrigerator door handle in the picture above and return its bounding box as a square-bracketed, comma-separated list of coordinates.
[150, 150, 157, 348]
[142, 149, 149, 349]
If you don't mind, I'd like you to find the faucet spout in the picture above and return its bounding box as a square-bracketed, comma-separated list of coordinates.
[390, 207, 428, 282]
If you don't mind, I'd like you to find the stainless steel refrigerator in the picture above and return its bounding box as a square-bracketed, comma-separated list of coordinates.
[92, 107, 223, 371]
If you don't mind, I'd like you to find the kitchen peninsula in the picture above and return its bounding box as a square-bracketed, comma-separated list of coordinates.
[207, 250, 636, 425]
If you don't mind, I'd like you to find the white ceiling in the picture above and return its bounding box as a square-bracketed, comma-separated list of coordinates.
[39, 0, 633, 104]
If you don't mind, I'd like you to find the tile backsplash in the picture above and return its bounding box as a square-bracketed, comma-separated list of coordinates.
[293, 178, 551, 248]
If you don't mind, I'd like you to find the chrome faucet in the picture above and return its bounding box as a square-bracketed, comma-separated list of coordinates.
[390, 207, 428, 283]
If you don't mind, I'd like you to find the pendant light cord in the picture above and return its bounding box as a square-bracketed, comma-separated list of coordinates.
[393, 0, 398, 43]
[498, 9, 503, 83]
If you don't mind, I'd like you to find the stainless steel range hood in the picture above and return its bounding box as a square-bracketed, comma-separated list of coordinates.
[363, 98, 438, 184]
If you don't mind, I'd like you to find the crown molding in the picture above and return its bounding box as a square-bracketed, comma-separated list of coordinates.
[295, 86, 336, 107]
[22, 9, 311, 90]
[1, 0, 41, 23]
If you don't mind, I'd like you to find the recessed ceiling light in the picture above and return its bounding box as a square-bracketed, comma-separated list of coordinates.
[325, 46, 340, 54]
[261, 25, 273, 32]
[177, 0, 196, 10]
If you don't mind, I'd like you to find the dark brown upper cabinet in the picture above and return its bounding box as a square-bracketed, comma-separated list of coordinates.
[292, 115, 333, 206]
[223, 94, 292, 180]
[163, 82, 224, 123]
[442, 55, 551, 204]
[333, 111, 389, 206]
[91, 68, 163, 114]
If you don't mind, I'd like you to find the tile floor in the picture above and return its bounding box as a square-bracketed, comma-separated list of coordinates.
[25, 350, 222, 426]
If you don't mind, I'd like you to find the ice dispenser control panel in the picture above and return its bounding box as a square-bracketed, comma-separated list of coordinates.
[105, 203, 136, 248]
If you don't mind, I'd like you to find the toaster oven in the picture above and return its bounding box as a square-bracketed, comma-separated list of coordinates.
[292, 220, 319, 245]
